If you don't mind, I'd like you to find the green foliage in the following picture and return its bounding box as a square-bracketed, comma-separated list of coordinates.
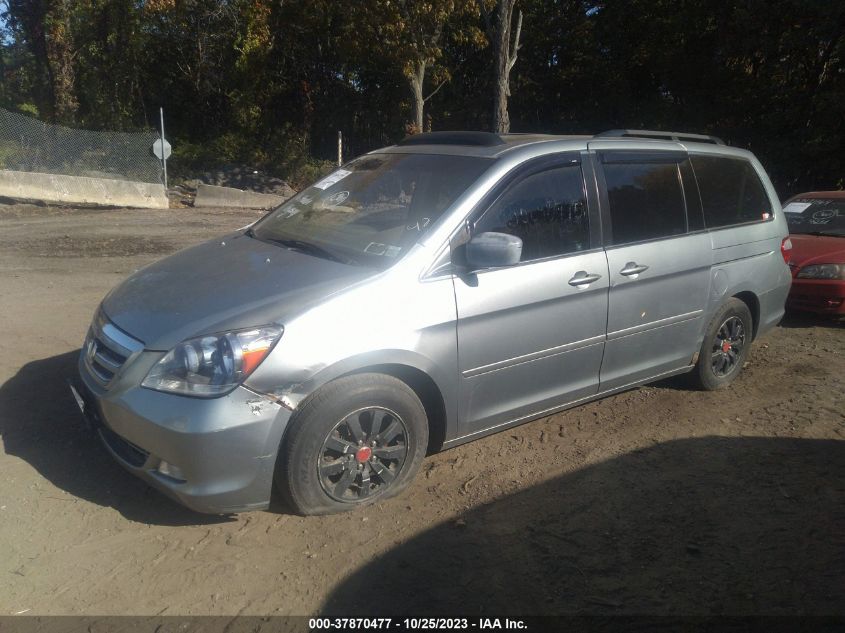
[1, 0, 843, 193]
[169, 127, 334, 191]
[16, 103, 39, 117]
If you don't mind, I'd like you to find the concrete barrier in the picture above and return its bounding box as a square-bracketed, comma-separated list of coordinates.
[0, 169, 168, 208]
[194, 183, 288, 209]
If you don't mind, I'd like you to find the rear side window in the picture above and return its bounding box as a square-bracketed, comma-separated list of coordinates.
[690, 155, 772, 228]
[474, 164, 589, 262]
[602, 157, 687, 245]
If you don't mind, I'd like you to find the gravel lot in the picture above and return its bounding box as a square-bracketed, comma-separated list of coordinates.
[0, 202, 843, 617]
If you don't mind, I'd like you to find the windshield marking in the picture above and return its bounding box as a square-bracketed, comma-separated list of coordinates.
[364, 242, 387, 255]
[324, 190, 350, 206]
[811, 210, 835, 223]
[407, 217, 431, 231]
[786, 198, 845, 236]
[783, 202, 812, 214]
[312, 169, 352, 190]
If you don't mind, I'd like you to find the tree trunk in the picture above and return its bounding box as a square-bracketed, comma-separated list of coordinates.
[44, 0, 78, 123]
[492, 22, 510, 134]
[487, 1, 522, 134]
[409, 60, 426, 134]
[300, 79, 314, 154]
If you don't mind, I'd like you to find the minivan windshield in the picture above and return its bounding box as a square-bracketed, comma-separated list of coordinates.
[784, 198, 845, 237]
[250, 153, 491, 268]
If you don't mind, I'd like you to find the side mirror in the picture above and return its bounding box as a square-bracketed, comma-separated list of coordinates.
[465, 232, 523, 270]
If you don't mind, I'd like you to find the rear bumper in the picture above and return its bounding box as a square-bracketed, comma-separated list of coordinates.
[74, 350, 291, 514]
[787, 279, 845, 315]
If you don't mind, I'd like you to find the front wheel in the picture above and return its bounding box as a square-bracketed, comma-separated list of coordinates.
[692, 298, 753, 391]
[277, 373, 428, 515]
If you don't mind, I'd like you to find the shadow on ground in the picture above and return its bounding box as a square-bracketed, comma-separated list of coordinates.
[780, 311, 844, 329]
[0, 351, 231, 526]
[324, 436, 844, 616]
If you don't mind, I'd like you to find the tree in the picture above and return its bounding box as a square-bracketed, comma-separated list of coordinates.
[6, 0, 56, 119]
[359, 0, 469, 133]
[43, 0, 77, 122]
[480, 0, 523, 133]
[1, 0, 843, 193]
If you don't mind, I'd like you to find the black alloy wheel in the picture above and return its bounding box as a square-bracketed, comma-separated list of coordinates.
[692, 297, 753, 391]
[278, 372, 428, 515]
[710, 316, 746, 377]
[318, 407, 409, 502]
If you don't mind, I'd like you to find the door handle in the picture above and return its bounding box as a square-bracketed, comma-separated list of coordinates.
[620, 262, 650, 277]
[568, 271, 603, 287]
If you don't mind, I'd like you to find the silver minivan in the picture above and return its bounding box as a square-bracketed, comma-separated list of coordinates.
[72, 130, 793, 515]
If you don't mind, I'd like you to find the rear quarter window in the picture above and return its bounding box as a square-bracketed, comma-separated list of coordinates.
[691, 155, 772, 229]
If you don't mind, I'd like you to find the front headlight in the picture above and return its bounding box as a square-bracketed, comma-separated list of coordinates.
[142, 326, 283, 397]
[796, 263, 845, 280]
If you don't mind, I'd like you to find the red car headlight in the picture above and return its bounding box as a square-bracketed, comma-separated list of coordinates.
[796, 264, 845, 280]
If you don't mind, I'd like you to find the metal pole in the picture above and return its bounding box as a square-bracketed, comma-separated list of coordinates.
[160, 107, 168, 190]
[337, 130, 342, 167]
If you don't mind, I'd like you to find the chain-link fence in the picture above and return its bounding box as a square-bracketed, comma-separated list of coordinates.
[0, 108, 163, 184]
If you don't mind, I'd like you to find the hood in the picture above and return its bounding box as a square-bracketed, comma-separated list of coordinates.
[788, 234, 845, 269]
[102, 232, 375, 350]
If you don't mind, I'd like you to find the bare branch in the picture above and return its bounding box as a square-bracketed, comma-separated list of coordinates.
[424, 76, 450, 102]
[507, 9, 523, 72]
[506, 0, 516, 39]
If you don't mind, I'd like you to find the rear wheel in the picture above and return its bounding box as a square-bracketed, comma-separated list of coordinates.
[692, 298, 753, 391]
[278, 373, 428, 515]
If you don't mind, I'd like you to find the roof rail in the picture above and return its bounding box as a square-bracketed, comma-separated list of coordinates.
[595, 129, 725, 145]
[398, 131, 505, 147]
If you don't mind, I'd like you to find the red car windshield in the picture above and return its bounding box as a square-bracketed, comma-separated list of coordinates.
[784, 198, 845, 237]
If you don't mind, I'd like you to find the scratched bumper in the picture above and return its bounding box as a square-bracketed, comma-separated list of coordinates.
[76, 350, 291, 514]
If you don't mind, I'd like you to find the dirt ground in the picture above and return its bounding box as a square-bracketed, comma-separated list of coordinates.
[0, 202, 842, 617]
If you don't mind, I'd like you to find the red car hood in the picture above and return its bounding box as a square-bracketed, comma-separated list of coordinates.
[788, 234, 845, 268]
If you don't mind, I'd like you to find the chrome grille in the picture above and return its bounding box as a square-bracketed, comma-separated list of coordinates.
[84, 311, 144, 388]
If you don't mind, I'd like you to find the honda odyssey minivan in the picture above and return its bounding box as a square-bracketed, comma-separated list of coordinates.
[71, 129, 792, 515]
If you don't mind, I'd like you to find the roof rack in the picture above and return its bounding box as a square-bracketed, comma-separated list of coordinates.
[595, 129, 725, 145]
[398, 131, 505, 147]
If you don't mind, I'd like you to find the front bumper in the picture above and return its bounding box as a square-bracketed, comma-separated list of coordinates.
[74, 348, 291, 514]
[787, 278, 845, 315]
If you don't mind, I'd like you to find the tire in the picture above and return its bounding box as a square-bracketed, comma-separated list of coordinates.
[277, 373, 428, 516]
[692, 298, 753, 391]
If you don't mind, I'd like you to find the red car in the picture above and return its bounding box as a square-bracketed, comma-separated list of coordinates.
[782, 191, 845, 315]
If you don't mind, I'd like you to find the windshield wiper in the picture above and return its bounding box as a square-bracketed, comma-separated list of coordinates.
[245, 227, 352, 263]
[262, 236, 354, 265]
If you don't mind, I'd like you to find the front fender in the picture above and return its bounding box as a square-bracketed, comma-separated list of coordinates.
[247, 348, 458, 449]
